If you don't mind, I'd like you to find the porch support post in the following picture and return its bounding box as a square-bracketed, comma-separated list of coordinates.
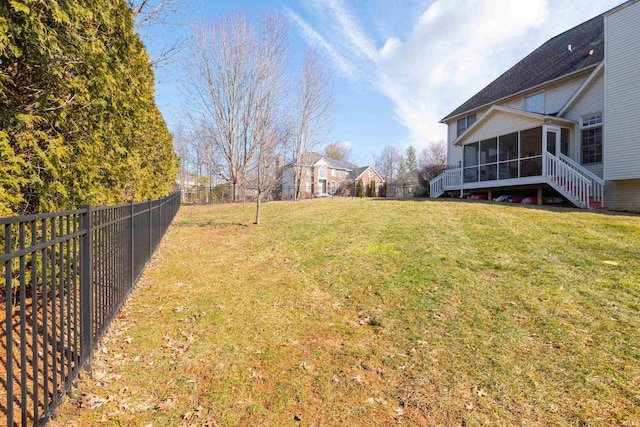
[537, 187, 543, 205]
[488, 190, 493, 201]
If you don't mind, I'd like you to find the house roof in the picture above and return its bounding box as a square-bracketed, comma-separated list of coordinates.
[290, 152, 358, 170]
[347, 166, 383, 181]
[441, 13, 605, 122]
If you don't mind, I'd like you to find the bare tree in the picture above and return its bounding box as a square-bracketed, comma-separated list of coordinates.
[419, 141, 447, 168]
[323, 142, 351, 162]
[374, 145, 402, 183]
[129, 0, 187, 71]
[183, 12, 289, 203]
[418, 141, 448, 196]
[291, 50, 333, 200]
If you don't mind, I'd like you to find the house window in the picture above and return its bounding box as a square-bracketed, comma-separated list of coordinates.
[319, 168, 327, 179]
[306, 167, 312, 175]
[331, 168, 336, 177]
[524, 92, 545, 114]
[339, 170, 344, 177]
[305, 180, 311, 191]
[331, 181, 336, 193]
[581, 113, 603, 163]
[368, 170, 372, 178]
[457, 114, 477, 137]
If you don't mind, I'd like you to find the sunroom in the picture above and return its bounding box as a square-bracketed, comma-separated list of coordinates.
[430, 106, 604, 208]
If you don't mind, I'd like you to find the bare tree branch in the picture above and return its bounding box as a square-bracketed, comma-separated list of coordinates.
[291, 49, 333, 201]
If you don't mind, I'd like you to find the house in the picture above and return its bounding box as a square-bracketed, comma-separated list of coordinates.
[279, 153, 385, 199]
[430, 0, 640, 211]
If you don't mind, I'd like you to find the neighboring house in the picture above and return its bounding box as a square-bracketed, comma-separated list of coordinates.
[389, 169, 422, 198]
[280, 153, 384, 199]
[430, 0, 640, 211]
[349, 165, 385, 197]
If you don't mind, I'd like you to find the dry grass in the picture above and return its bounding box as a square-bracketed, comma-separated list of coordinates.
[52, 198, 640, 426]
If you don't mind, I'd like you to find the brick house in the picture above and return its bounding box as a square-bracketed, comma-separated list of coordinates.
[279, 153, 385, 199]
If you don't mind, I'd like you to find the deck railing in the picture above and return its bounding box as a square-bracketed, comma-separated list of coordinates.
[1, 192, 180, 426]
[557, 153, 604, 203]
[429, 152, 603, 208]
[544, 151, 592, 208]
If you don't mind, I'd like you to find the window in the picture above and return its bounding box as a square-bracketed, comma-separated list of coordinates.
[319, 168, 327, 179]
[331, 182, 336, 193]
[581, 113, 602, 164]
[306, 167, 312, 175]
[368, 170, 372, 178]
[581, 115, 603, 161]
[339, 170, 344, 177]
[456, 114, 477, 137]
[331, 168, 336, 177]
[524, 92, 545, 114]
[305, 180, 311, 191]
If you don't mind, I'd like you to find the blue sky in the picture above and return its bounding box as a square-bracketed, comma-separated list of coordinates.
[140, 0, 622, 164]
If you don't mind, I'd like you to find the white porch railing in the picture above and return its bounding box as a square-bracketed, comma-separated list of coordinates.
[429, 168, 463, 198]
[429, 153, 602, 208]
[557, 153, 605, 203]
[429, 174, 444, 198]
[544, 151, 592, 208]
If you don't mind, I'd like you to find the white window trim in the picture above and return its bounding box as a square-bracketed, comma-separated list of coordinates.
[579, 112, 603, 164]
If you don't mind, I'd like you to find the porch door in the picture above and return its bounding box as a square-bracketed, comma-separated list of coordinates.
[318, 180, 326, 193]
[546, 128, 560, 156]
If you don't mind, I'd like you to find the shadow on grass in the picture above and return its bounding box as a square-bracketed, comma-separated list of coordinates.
[370, 197, 640, 217]
[177, 220, 250, 228]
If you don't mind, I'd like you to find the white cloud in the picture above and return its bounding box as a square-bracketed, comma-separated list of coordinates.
[289, 0, 622, 152]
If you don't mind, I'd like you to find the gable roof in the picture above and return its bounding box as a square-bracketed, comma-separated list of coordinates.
[293, 152, 358, 170]
[348, 165, 383, 181]
[441, 13, 605, 122]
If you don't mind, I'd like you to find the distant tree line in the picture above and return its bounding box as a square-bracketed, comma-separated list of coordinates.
[0, 0, 178, 216]
[374, 142, 447, 196]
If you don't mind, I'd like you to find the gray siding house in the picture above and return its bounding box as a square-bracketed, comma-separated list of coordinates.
[430, 0, 640, 211]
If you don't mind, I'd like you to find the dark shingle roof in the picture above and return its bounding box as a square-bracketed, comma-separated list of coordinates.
[442, 13, 604, 121]
[296, 152, 358, 170]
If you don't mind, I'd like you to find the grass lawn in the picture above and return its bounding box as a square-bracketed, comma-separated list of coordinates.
[53, 198, 639, 426]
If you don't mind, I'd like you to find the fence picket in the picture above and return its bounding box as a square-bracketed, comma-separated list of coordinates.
[2, 191, 180, 426]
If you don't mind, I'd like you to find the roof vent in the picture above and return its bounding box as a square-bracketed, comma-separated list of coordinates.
[568, 44, 572, 52]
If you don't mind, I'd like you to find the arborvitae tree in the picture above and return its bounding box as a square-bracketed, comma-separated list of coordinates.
[370, 180, 376, 197]
[0, 0, 177, 215]
[381, 181, 387, 198]
[356, 178, 364, 198]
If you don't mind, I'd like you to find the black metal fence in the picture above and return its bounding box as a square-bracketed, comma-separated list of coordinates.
[0, 192, 180, 426]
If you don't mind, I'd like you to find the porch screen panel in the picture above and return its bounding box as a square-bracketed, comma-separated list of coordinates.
[479, 138, 498, 181]
[498, 133, 518, 179]
[463, 143, 479, 183]
[520, 127, 542, 177]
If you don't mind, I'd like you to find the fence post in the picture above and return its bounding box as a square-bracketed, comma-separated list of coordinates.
[130, 201, 135, 287]
[148, 200, 152, 260]
[80, 205, 93, 370]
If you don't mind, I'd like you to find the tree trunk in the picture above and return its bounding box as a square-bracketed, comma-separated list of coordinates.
[254, 191, 261, 224]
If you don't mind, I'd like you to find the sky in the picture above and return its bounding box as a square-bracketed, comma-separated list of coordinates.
[140, 0, 623, 164]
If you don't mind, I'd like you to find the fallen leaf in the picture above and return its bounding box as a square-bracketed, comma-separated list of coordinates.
[393, 407, 405, 416]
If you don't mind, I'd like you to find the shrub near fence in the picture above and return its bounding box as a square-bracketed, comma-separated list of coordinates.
[0, 192, 180, 427]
